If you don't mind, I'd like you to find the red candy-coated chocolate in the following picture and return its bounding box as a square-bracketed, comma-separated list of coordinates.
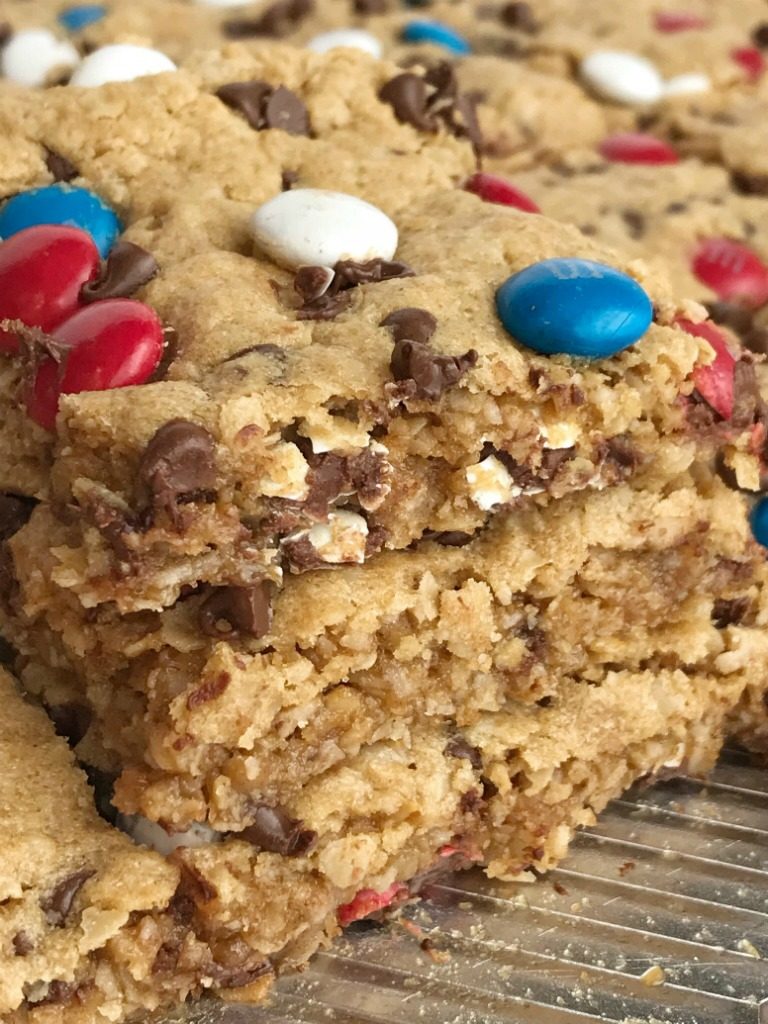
[732, 46, 766, 82]
[599, 133, 679, 165]
[654, 10, 709, 31]
[464, 172, 540, 213]
[678, 318, 736, 420]
[26, 299, 164, 431]
[0, 225, 100, 354]
[337, 882, 407, 926]
[692, 238, 768, 309]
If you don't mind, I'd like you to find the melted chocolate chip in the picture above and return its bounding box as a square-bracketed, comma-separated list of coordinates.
[600, 435, 641, 478]
[424, 530, 473, 547]
[0, 493, 35, 541]
[500, 1, 538, 32]
[445, 736, 483, 769]
[43, 146, 78, 183]
[296, 259, 414, 320]
[390, 340, 478, 400]
[199, 582, 273, 639]
[731, 170, 768, 196]
[712, 596, 750, 629]
[752, 22, 768, 47]
[333, 258, 414, 290]
[731, 357, 760, 428]
[222, 0, 313, 38]
[224, 342, 287, 364]
[380, 307, 437, 344]
[138, 420, 218, 527]
[295, 265, 334, 303]
[83, 497, 136, 562]
[41, 869, 95, 927]
[149, 326, 179, 382]
[281, 168, 299, 190]
[48, 702, 92, 747]
[379, 63, 483, 152]
[621, 209, 646, 239]
[12, 931, 33, 956]
[239, 804, 317, 856]
[80, 241, 159, 303]
[216, 80, 310, 135]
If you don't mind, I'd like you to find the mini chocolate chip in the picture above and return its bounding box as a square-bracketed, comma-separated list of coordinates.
[0, 493, 35, 541]
[424, 530, 473, 547]
[622, 209, 646, 239]
[752, 22, 768, 47]
[222, 0, 313, 38]
[731, 170, 768, 196]
[281, 168, 298, 190]
[712, 596, 750, 629]
[198, 582, 273, 639]
[239, 804, 317, 856]
[138, 420, 217, 526]
[380, 307, 437, 344]
[43, 146, 78, 183]
[223, 342, 287, 363]
[48, 702, 92, 747]
[80, 241, 158, 303]
[41, 869, 95, 927]
[12, 931, 33, 956]
[731, 358, 759, 428]
[666, 201, 688, 214]
[445, 736, 483, 769]
[354, 0, 388, 11]
[390, 340, 477, 400]
[500, 1, 538, 32]
[379, 73, 436, 131]
[216, 80, 310, 135]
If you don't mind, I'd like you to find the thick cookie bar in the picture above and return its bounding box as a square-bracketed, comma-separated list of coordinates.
[0, 667, 184, 1021]
[2, 49, 759, 619]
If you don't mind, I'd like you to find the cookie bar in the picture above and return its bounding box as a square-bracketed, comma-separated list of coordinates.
[3, 48, 760, 622]
[0, 666, 186, 1021]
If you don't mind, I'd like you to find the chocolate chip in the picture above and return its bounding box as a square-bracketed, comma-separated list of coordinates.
[354, 0, 388, 11]
[281, 168, 298, 190]
[380, 307, 437, 345]
[186, 672, 231, 710]
[752, 22, 768, 47]
[0, 493, 35, 541]
[712, 596, 750, 629]
[295, 265, 334, 304]
[216, 81, 310, 135]
[83, 496, 136, 562]
[43, 146, 78, 183]
[149, 326, 179, 383]
[222, 0, 313, 38]
[706, 301, 755, 336]
[333, 258, 414, 290]
[138, 420, 217, 527]
[539, 447, 574, 480]
[12, 931, 33, 956]
[223, 342, 287, 364]
[80, 241, 158, 303]
[731, 170, 768, 196]
[199, 582, 273, 639]
[731, 357, 760, 428]
[424, 530, 473, 547]
[390, 340, 477, 400]
[239, 804, 317, 856]
[445, 736, 483, 769]
[500, 1, 538, 32]
[41, 869, 95, 927]
[379, 73, 434, 130]
[296, 259, 414, 320]
[379, 63, 482, 152]
[48, 702, 92, 747]
[666, 201, 688, 214]
[599, 435, 641, 478]
[32, 981, 77, 1007]
[622, 209, 646, 239]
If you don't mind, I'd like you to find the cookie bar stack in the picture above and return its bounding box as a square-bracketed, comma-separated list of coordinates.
[0, 26, 768, 1024]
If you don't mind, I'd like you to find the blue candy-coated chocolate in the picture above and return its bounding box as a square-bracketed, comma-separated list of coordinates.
[751, 499, 768, 548]
[401, 19, 471, 54]
[58, 4, 107, 30]
[495, 258, 653, 359]
[0, 185, 121, 258]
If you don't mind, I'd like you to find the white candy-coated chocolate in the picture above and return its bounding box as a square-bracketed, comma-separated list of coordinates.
[69, 44, 176, 87]
[663, 72, 712, 97]
[0, 29, 80, 87]
[306, 29, 383, 58]
[120, 814, 220, 856]
[250, 188, 398, 270]
[580, 51, 664, 105]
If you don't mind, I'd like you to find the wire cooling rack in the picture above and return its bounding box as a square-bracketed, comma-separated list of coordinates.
[157, 747, 768, 1024]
